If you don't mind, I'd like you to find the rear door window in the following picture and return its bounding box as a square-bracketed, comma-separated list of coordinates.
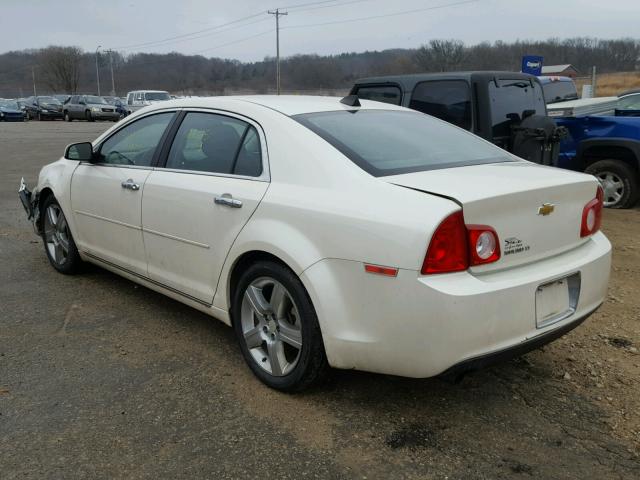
[409, 80, 472, 130]
[354, 85, 402, 105]
[165, 112, 262, 176]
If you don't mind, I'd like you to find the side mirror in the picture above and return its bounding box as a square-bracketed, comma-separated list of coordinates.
[64, 142, 94, 161]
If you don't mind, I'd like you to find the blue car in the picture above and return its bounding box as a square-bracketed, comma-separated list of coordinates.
[539, 76, 640, 208]
[0, 99, 25, 122]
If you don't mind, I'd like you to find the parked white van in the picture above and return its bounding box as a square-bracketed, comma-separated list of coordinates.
[125, 90, 171, 114]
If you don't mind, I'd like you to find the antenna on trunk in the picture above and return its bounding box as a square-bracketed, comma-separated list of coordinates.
[340, 95, 361, 107]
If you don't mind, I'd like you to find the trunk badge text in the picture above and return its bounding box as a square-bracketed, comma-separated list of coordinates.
[537, 203, 555, 216]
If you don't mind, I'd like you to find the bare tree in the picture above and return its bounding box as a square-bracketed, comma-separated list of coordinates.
[414, 40, 466, 72]
[39, 46, 82, 93]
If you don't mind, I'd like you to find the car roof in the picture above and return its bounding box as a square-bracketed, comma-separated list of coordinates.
[144, 95, 406, 117]
[353, 71, 538, 92]
[619, 89, 640, 98]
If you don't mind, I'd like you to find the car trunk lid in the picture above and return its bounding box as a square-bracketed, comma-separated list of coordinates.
[384, 161, 599, 272]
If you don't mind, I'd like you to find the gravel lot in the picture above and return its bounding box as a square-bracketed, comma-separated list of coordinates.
[1, 121, 639, 479]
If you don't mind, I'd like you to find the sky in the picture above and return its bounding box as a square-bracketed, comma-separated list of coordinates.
[0, 0, 638, 62]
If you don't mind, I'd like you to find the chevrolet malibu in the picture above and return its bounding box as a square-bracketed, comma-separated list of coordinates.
[19, 96, 611, 391]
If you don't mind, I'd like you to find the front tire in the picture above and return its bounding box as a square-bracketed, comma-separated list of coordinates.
[586, 160, 639, 208]
[41, 196, 82, 274]
[64, 111, 72, 122]
[85, 110, 94, 122]
[232, 261, 329, 392]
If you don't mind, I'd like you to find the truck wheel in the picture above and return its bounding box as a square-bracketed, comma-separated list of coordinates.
[585, 160, 639, 209]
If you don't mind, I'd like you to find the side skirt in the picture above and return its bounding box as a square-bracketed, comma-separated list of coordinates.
[80, 251, 231, 326]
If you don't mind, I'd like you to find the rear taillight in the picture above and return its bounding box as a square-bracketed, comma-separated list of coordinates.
[467, 226, 501, 265]
[580, 186, 604, 237]
[421, 211, 501, 275]
[421, 211, 468, 274]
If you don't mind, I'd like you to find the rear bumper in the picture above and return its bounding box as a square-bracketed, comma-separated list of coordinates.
[301, 232, 611, 378]
[440, 304, 599, 378]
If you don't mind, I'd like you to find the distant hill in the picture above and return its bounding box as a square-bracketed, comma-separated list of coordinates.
[1, 38, 638, 98]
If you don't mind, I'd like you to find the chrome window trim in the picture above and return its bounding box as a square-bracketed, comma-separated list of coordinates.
[153, 107, 271, 182]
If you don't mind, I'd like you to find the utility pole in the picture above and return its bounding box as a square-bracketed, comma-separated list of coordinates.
[31, 66, 37, 96]
[107, 49, 116, 96]
[95, 45, 102, 96]
[267, 8, 287, 95]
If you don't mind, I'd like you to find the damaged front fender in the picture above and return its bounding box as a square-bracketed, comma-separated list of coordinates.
[18, 177, 41, 234]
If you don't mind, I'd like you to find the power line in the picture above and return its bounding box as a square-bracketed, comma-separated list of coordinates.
[283, 0, 480, 29]
[113, 11, 266, 51]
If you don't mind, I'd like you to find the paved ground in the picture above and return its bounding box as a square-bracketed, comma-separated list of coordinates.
[1, 121, 639, 479]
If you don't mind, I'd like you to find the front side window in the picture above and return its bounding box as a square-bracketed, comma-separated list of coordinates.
[165, 112, 262, 176]
[409, 80, 472, 130]
[294, 109, 510, 177]
[97, 112, 174, 166]
[354, 85, 402, 105]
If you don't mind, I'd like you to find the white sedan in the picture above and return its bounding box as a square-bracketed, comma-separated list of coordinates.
[19, 95, 611, 391]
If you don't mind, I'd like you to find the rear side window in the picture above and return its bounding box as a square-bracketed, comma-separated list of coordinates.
[294, 110, 509, 177]
[409, 80, 472, 130]
[165, 112, 262, 176]
[354, 85, 402, 105]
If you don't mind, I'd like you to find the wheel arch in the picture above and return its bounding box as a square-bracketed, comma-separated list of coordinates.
[224, 249, 308, 325]
[578, 138, 640, 173]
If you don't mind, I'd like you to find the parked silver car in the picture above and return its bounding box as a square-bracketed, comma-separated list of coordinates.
[62, 95, 120, 122]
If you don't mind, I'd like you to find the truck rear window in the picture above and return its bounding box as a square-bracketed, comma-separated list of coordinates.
[353, 85, 402, 105]
[294, 110, 510, 177]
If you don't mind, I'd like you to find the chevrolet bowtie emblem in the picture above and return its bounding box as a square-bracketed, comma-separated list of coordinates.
[538, 203, 555, 216]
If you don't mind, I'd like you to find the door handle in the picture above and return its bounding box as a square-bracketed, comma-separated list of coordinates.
[121, 179, 140, 191]
[214, 193, 242, 208]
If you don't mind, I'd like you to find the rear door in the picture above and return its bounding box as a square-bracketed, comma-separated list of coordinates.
[70, 111, 176, 275]
[141, 110, 269, 303]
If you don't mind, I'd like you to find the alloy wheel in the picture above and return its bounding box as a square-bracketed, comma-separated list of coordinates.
[596, 171, 624, 207]
[43, 204, 70, 266]
[240, 277, 303, 376]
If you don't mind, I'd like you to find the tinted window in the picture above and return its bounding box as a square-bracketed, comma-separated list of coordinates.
[166, 112, 260, 175]
[489, 79, 546, 140]
[542, 80, 578, 104]
[409, 80, 472, 130]
[98, 112, 174, 166]
[234, 127, 263, 177]
[294, 110, 509, 177]
[354, 85, 402, 105]
[145, 92, 170, 101]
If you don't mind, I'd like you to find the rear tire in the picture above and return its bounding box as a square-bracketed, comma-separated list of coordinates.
[585, 160, 639, 209]
[232, 260, 329, 392]
[40, 195, 82, 274]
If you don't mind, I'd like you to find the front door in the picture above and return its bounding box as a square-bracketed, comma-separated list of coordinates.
[70, 111, 176, 275]
[141, 111, 269, 303]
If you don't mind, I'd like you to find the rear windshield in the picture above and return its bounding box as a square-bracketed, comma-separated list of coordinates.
[145, 92, 170, 101]
[543, 81, 578, 104]
[294, 110, 510, 177]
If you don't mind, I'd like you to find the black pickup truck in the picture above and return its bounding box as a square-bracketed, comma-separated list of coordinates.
[350, 71, 566, 166]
